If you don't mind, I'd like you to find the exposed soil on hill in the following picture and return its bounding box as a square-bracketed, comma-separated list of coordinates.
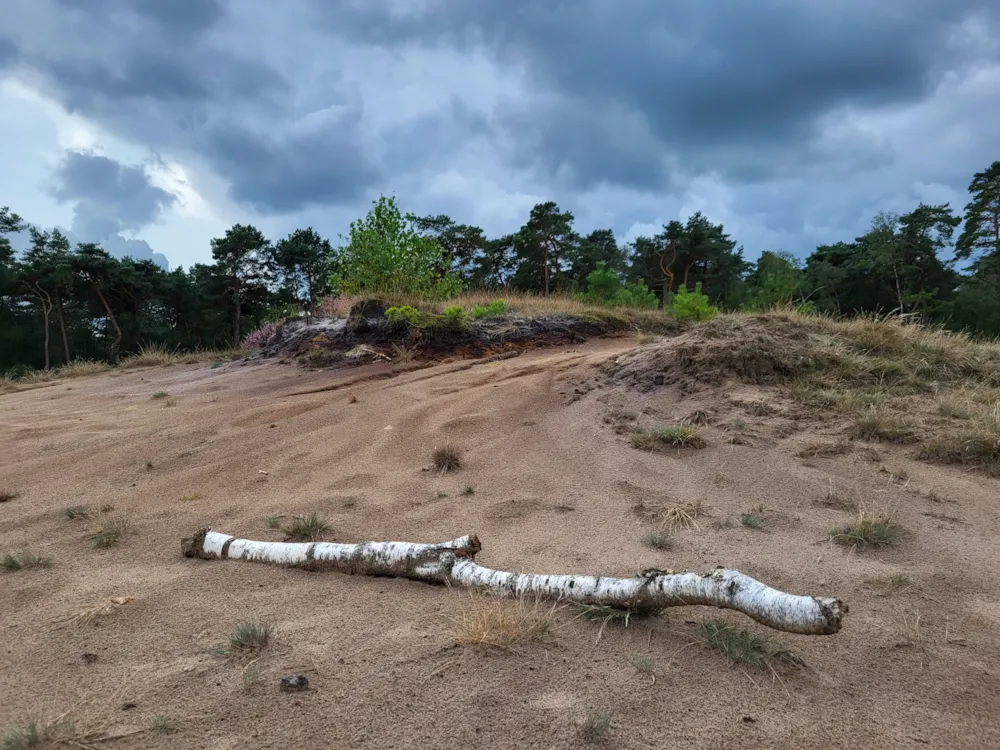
[3, 316, 1000, 748]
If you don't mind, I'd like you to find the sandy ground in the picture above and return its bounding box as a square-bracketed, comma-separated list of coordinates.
[2, 339, 1000, 749]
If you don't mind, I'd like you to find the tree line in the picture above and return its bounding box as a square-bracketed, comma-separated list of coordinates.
[1, 161, 998, 372]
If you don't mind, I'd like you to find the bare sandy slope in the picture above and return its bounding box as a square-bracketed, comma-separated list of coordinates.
[2, 339, 1000, 749]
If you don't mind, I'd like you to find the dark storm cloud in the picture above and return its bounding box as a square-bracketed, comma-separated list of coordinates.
[313, 0, 999, 189]
[2, 0, 998, 246]
[204, 120, 381, 212]
[39, 151, 175, 268]
[50, 151, 177, 233]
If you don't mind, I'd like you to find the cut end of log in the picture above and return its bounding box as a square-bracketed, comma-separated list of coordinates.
[181, 528, 212, 559]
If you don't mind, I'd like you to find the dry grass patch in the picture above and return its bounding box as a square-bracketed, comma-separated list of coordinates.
[58, 360, 111, 378]
[847, 405, 918, 444]
[830, 505, 902, 550]
[449, 594, 556, 650]
[633, 499, 705, 532]
[90, 517, 130, 549]
[917, 405, 1000, 477]
[797, 440, 853, 458]
[864, 573, 913, 596]
[629, 424, 706, 451]
[432, 443, 462, 474]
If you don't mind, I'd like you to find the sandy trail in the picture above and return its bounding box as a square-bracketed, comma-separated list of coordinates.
[2, 339, 1000, 748]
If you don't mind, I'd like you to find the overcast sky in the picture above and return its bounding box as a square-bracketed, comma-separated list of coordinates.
[1, 0, 998, 271]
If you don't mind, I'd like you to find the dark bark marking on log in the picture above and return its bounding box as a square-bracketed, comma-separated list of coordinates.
[220, 538, 235, 559]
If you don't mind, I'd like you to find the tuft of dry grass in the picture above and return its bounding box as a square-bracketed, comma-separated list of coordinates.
[629, 424, 706, 451]
[796, 440, 853, 458]
[91, 518, 130, 549]
[830, 505, 901, 549]
[847, 405, 918, 444]
[391, 343, 416, 363]
[449, 594, 556, 650]
[120, 342, 182, 368]
[0, 376, 20, 394]
[58, 360, 111, 378]
[917, 405, 1000, 477]
[54, 595, 132, 628]
[283, 513, 330, 541]
[432, 444, 462, 474]
[633, 499, 705, 533]
[62, 505, 89, 519]
[1, 550, 52, 572]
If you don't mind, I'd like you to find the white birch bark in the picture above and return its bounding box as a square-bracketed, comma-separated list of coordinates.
[182, 528, 845, 635]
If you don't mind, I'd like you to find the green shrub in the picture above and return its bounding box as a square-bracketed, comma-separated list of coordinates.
[670, 282, 718, 321]
[334, 195, 463, 299]
[577, 264, 659, 309]
[385, 305, 422, 327]
[443, 305, 468, 327]
[470, 300, 508, 319]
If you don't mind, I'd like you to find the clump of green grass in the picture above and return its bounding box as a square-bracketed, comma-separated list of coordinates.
[699, 619, 773, 668]
[630, 424, 706, 451]
[3, 718, 42, 749]
[830, 506, 901, 549]
[739, 512, 764, 530]
[283, 513, 330, 541]
[629, 654, 657, 684]
[218, 621, 273, 657]
[462, 486, 475, 496]
[604, 407, 638, 432]
[641, 531, 674, 550]
[574, 708, 614, 743]
[470, 300, 508, 320]
[151, 716, 177, 735]
[265, 515, 284, 530]
[0, 490, 20, 503]
[1, 550, 52, 572]
[210, 360, 222, 369]
[62, 505, 89, 519]
[432, 444, 462, 474]
[150, 391, 169, 400]
[91, 518, 130, 549]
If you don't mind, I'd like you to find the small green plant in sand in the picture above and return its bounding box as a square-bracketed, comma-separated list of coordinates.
[216, 621, 274, 658]
[574, 708, 614, 743]
[151, 716, 177, 735]
[283, 513, 330, 541]
[62, 505, 89, 520]
[629, 424, 706, 451]
[150, 391, 169, 400]
[830, 506, 901, 549]
[699, 619, 773, 668]
[641, 531, 674, 550]
[739, 511, 765, 530]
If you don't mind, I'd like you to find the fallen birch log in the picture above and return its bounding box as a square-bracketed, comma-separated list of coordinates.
[181, 528, 846, 635]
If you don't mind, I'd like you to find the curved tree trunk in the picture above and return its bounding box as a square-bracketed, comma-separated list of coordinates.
[181, 529, 846, 635]
[92, 283, 122, 358]
[30, 282, 53, 370]
[55, 290, 71, 364]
